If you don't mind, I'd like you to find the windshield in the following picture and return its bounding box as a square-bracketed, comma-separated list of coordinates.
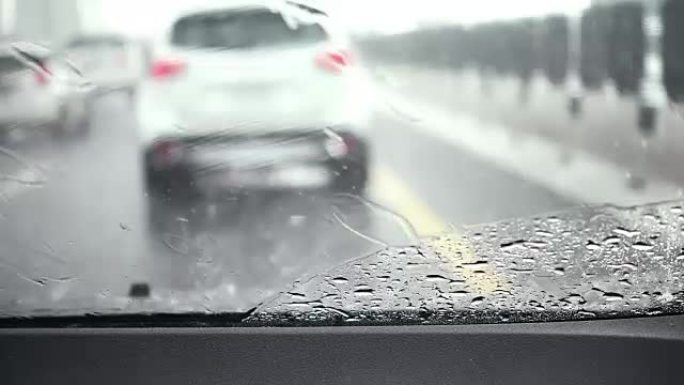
[0, 0, 683, 325]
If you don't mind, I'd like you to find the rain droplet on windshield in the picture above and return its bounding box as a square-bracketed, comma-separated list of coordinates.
[331, 276, 349, 284]
[425, 274, 451, 283]
[603, 292, 625, 302]
[614, 227, 640, 238]
[631, 242, 654, 251]
[353, 287, 374, 296]
[500, 240, 526, 251]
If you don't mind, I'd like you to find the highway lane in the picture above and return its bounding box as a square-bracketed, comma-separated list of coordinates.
[0, 85, 577, 314]
[374, 66, 684, 201]
[368, 110, 574, 228]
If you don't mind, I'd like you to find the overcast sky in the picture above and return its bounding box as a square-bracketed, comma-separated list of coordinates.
[85, 0, 591, 37]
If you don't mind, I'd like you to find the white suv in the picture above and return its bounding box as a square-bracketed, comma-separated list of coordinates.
[137, 2, 371, 200]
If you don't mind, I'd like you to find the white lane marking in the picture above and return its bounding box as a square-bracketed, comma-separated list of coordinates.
[379, 87, 683, 206]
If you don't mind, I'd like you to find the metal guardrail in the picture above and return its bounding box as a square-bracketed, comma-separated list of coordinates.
[356, 0, 682, 102]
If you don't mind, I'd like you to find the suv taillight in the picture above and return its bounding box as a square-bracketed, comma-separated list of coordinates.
[316, 50, 352, 74]
[34, 63, 50, 85]
[151, 140, 185, 168]
[151, 59, 185, 79]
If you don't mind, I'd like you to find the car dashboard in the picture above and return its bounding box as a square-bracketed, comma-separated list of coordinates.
[2, 314, 683, 385]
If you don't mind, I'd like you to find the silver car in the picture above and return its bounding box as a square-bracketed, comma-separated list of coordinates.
[0, 42, 90, 138]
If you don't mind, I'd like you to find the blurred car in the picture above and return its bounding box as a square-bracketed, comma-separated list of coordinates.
[0, 42, 90, 138]
[137, 2, 372, 200]
[64, 34, 145, 97]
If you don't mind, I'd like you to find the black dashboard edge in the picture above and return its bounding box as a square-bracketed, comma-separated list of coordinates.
[2, 314, 683, 385]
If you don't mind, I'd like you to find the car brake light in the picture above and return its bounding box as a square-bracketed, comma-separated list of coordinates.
[151, 140, 185, 167]
[316, 50, 352, 74]
[35, 71, 47, 85]
[325, 132, 359, 158]
[34, 63, 50, 85]
[340, 133, 358, 154]
[151, 59, 185, 79]
[325, 136, 349, 158]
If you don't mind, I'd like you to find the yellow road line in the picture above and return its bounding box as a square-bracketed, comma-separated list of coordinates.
[370, 164, 502, 294]
[369, 164, 447, 237]
[429, 234, 501, 293]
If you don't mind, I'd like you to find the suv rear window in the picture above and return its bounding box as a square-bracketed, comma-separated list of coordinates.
[171, 8, 327, 49]
[68, 37, 126, 48]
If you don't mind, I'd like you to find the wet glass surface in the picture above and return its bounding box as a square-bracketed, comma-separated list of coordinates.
[249, 200, 684, 326]
[1, 0, 684, 323]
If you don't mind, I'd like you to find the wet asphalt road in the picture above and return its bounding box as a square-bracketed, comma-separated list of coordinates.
[0, 81, 580, 313]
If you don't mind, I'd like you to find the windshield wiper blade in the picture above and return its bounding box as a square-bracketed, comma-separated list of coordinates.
[0, 308, 257, 328]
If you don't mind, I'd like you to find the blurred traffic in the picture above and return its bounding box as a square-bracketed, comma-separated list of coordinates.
[63, 34, 146, 96]
[1, 0, 684, 315]
[0, 40, 90, 139]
